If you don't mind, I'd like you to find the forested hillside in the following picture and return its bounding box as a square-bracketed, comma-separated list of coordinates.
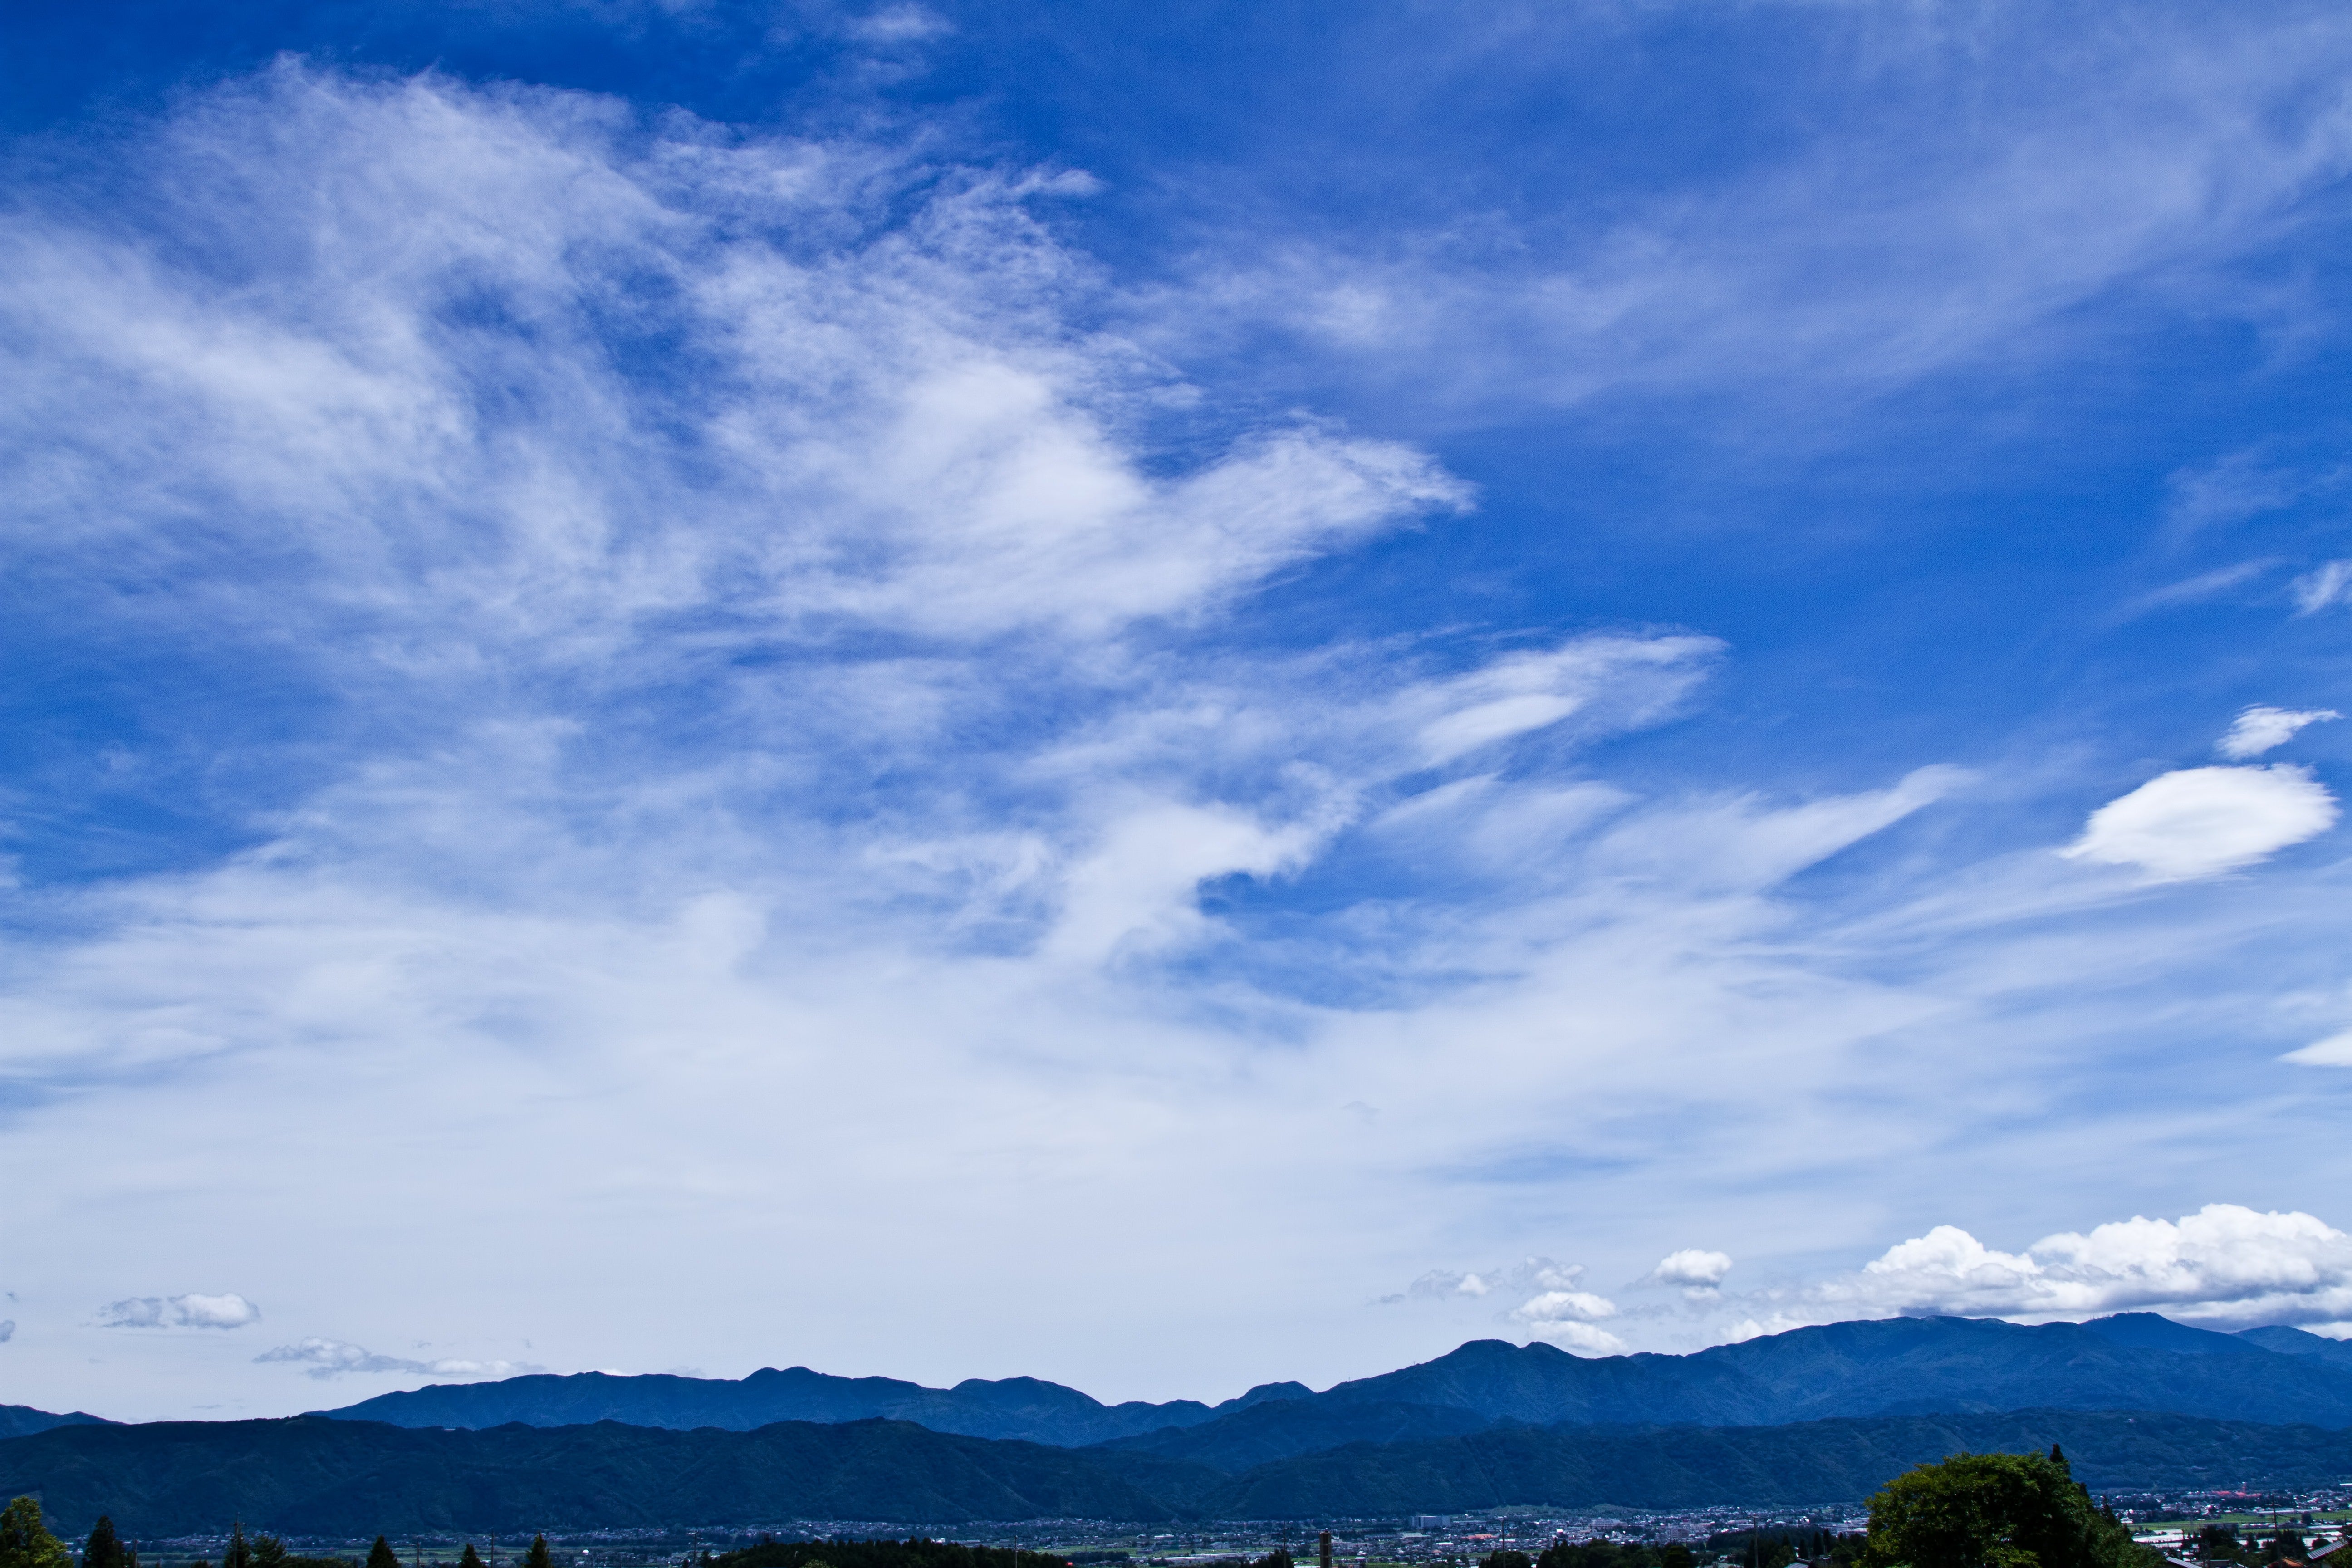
[9, 1407, 2352, 1536]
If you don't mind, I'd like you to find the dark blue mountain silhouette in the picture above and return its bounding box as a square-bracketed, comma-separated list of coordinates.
[0, 1405, 115, 1441]
[318, 1364, 1309, 1446]
[1097, 1315, 2352, 1466]
[314, 1314, 2352, 1452]
[2238, 1322, 2352, 1369]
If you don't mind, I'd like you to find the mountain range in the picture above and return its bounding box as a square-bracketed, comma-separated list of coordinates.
[315, 1315, 2352, 1446]
[9, 1313, 2352, 1534]
[6, 1406, 2350, 1536]
[320, 1366, 1312, 1447]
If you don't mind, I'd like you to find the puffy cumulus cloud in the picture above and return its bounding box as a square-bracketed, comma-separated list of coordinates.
[1520, 1321, 1628, 1356]
[2060, 766, 2337, 880]
[1390, 1259, 1625, 1353]
[2218, 706, 2341, 760]
[255, 1338, 546, 1380]
[94, 1293, 261, 1329]
[1798, 1205, 2352, 1329]
[1509, 1282, 1626, 1356]
[1641, 1249, 1734, 1293]
[1510, 1289, 1619, 1324]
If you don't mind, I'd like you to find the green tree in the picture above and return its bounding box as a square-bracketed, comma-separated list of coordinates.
[1661, 1548, 1695, 1568]
[1485, 1553, 1534, 1568]
[366, 1541, 399, 1568]
[83, 1518, 126, 1568]
[459, 1548, 485, 1568]
[226, 1527, 253, 1568]
[252, 1539, 290, 1568]
[524, 1538, 552, 1568]
[0, 1498, 72, 1568]
[1861, 1450, 2157, 1568]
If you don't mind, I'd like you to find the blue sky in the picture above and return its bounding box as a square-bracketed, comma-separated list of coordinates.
[6, 0, 2352, 1421]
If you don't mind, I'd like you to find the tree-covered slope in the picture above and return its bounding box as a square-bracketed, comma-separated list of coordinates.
[10, 1407, 2352, 1536]
[1095, 1401, 1504, 1471]
[0, 1416, 1221, 1536]
[0, 1407, 115, 1441]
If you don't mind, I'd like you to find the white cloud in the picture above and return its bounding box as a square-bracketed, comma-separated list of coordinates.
[1145, 9, 2352, 424]
[2165, 450, 2328, 536]
[1792, 1205, 2352, 1329]
[1642, 1248, 1734, 1289]
[0, 62, 1464, 668]
[1393, 1257, 1595, 1308]
[255, 1338, 547, 1381]
[1401, 1269, 1497, 1301]
[1041, 801, 1328, 966]
[94, 1293, 262, 1329]
[1520, 1320, 1630, 1356]
[2060, 765, 2337, 880]
[1511, 1289, 1619, 1324]
[2293, 561, 2352, 614]
[1404, 640, 1715, 766]
[1395, 1258, 1626, 1352]
[1503, 1257, 1625, 1353]
[1508, 1274, 1628, 1356]
[2218, 706, 2340, 759]
[841, 5, 951, 44]
[2282, 1030, 2352, 1067]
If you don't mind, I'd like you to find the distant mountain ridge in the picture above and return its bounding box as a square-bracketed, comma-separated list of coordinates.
[0, 1406, 117, 1441]
[2238, 1323, 2352, 1369]
[317, 1314, 2352, 1447]
[319, 1364, 1313, 1446]
[1274, 1314, 2352, 1428]
[9, 1406, 2352, 1535]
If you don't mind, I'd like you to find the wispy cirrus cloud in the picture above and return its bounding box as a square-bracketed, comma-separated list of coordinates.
[2219, 706, 2342, 760]
[255, 1338, 546, 1380]
[1141, 5, 2352, 422]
